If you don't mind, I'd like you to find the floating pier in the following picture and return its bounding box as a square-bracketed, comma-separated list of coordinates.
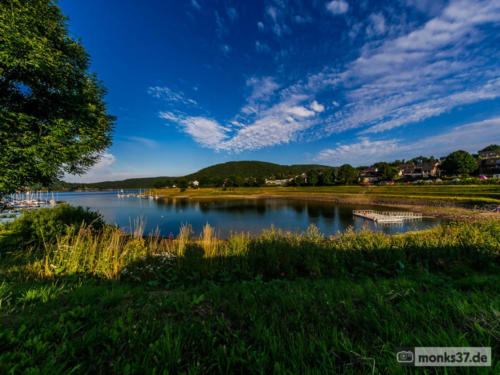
[353, 210, 422, 223]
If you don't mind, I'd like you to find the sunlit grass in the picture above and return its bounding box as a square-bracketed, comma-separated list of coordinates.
[6, 219, 495, 283]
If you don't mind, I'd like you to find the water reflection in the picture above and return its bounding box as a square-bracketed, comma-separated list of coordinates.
[47, 191, 441, 238]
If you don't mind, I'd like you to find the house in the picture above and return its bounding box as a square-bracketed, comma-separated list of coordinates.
[265, 178, 289, 185]
[398, 163, 416, 178]
[480, 157, 500, 175]
[190, 180, 199, 187]
[417, 162, 440, 178]
[479, 150, 500, 159]
[360, 167, 379, 183]
[399, 162, 440, 179]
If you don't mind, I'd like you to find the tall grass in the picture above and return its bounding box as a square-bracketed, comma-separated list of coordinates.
[17, 219, 499, 283]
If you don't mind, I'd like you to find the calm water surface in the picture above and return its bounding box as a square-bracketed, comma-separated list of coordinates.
[48, 190, 441, 237]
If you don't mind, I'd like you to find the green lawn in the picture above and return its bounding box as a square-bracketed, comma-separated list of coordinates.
[0, 273, 498, 374]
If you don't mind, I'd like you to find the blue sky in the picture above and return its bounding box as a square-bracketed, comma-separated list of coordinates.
[60, 0, 500, 182]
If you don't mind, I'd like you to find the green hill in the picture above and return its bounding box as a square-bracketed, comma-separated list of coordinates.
[58, 161, 332, 189]
[186, 161, 328, 180]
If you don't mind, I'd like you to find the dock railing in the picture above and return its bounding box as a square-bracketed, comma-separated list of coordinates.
[353, 210, 422, 222]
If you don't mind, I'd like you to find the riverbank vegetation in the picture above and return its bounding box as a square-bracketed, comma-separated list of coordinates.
[150, 184, 500, 209]
[1, 206, 499, 373]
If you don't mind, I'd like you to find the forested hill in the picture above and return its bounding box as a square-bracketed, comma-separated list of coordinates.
[57, 161, 332, 189]
[185, 161, 328, 180]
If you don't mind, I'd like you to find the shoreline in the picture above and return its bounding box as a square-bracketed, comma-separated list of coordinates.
[155, 192, 499, 221]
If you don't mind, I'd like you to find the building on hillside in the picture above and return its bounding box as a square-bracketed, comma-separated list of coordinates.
[398, 162, 440, 179]
[480, 157, 500, 175]
[359, 167, 379, 183]
[479, 150, 500, 159]
[415, 162, 441, 178]
[397, 163, 416, 179]
[265, 178, 289, 185]
[190, 180, 199, 187]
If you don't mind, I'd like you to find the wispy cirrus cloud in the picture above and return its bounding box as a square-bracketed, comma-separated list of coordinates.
[326, 0, 349, 15]
[316, 138, 400, 165]
[217, 95, 319, 152]
[316, 117, 500, 165]
[241, 76, 280, 115]
[191, 0, 201, 11]
[154, 0, 500, 154]
[147, 86, 197, 106]
[126, 136, 158, 149]
[321, 0, 500, 135]
[159, 112, 229, 148]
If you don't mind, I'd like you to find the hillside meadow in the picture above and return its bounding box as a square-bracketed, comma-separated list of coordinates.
[0, 205, 499, 373]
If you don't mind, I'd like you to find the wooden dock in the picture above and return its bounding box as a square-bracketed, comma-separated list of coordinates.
[353, 210, 422, 223]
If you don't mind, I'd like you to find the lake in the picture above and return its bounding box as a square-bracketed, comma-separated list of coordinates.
[41, 190, 442, 237]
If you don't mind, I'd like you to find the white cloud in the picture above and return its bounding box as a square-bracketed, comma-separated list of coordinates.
[265, 5, 290, 37]
[285, 106, 315, 117]
[366, 13, 386, 37]
[227, 7, 238, 21]
[310, 100, 325, 112]
[294, 15, 312, 24]
[179, 117, 229, 148]
[154, 0, 500, 153]
[160, 112, 229, 148]
[65, 153, 151, 183]
[320, 0, 500, 135]
[147, 86, 197, 106]
[218, 95, 320, 151]
[326, 0, 349, 15]
[214, 10, 227, 39]
[405, 0, 447, 16]
[316, 138, 399, 165]
[255, 40, 270, 53]
[126, 136, 158, 149]
[316, 117, 500, 165]
[241, 76, 280, 114]
[157, 111, 177, 121]
[220, 44, 231, 55]
[191, 0, 201, 11]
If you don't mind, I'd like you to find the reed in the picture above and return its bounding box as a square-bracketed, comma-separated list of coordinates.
[12, 219, 497, 284]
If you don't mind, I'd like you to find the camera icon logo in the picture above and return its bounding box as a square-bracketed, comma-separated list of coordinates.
[397, 350, 414, 364]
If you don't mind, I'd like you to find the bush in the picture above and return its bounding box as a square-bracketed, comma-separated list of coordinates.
[0, 204, 103, 252]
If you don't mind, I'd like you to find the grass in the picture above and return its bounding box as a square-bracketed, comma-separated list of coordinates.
[1, 274, 498, 374]
[151, 185, 500, 207]
[0, 207, 499, 373]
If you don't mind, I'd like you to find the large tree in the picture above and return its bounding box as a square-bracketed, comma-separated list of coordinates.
[441, 150, 478, 176]
[374, 162, 399, 181]
[479, 144, 500, 154]
[0, 0, 114, 195]
[337, 164, 358, 185]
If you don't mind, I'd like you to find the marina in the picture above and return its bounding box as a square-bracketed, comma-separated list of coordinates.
[117, 189, 159, 200]
[0, 191, 61, 223]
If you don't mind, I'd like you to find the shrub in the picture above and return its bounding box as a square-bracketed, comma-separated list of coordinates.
[0, 204, 103, 252]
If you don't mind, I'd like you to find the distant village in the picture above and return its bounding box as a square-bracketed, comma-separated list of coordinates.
[180, 145, 500, 189]
[262, 145, 500, 187]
